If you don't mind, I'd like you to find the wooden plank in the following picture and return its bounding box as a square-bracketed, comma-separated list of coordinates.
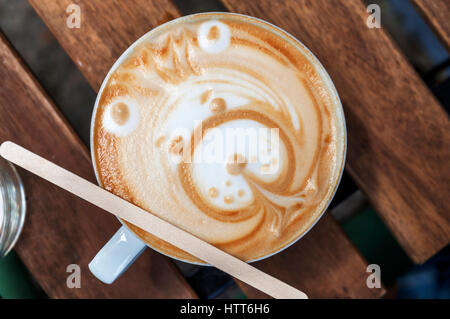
[220, 0, 450, 264]
[0, 32, 196, 299]
[28, 0, 385, 298]
[236, 214, 386, 299]
[412, 0, 450, 50]
[28, 0, 182, 91]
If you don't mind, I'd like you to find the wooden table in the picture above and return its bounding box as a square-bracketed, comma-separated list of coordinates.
[1, 0, 448, 298]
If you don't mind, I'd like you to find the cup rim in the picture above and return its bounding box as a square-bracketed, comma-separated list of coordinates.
[90, 12, 347, 266]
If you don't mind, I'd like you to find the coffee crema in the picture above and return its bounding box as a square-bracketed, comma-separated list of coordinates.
[92, 13, 345, 263]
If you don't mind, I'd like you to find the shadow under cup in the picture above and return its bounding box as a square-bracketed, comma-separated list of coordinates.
[88, 12, 346, 283]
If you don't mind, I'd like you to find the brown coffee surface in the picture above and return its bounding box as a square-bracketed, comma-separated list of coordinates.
[92, 13, 345, 263]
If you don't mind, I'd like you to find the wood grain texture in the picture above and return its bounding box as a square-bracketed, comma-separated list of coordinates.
[28, 0, 386, 299]
[236, 214, 386, 299]
[220, 0, 450, 264]
[28, 0, 181, 91]
[0, 32, 196, 299]
[412, 0, 450, 50]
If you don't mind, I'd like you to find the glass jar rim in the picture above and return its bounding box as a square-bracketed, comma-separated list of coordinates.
[0, 158, 26, 257]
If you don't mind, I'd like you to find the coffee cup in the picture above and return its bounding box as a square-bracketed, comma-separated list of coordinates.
[88, 12, 346, 284]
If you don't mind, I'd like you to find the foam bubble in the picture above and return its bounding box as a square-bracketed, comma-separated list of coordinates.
[102, 99, 139, 136]
[198, 20, 230, 54]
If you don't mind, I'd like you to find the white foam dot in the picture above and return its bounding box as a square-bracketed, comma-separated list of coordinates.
[198, 20, 230, 54]
[102, 99, 139, 136]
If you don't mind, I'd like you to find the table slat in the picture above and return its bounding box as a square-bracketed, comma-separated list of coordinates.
[0, 32, 196, 299]
[412, 0, 450, 50]
[220, 0, 450, 264]
[28, 0, 182, 91]
[236, 214, 386, 299]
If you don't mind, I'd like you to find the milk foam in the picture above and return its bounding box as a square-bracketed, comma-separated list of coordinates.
[93, 14, 344, 263]
[102, 98, 140, 136]
[198, 20, 231, 53]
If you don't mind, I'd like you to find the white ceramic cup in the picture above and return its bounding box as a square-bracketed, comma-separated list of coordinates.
[88, 12, 347, 284]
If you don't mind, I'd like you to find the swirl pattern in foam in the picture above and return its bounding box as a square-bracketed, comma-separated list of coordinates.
[92, 13, 345, 263]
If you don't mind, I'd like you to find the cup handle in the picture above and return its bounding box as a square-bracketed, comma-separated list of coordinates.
[88, 225, 146, 284]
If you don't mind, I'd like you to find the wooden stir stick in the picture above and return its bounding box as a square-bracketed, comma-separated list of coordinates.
[0, 141, 307, 299]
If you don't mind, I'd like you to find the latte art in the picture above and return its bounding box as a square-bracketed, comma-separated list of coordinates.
[92, 14, 345, 263]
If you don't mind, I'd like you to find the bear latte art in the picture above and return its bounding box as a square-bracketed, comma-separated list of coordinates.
[92, 13, 346, 263]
